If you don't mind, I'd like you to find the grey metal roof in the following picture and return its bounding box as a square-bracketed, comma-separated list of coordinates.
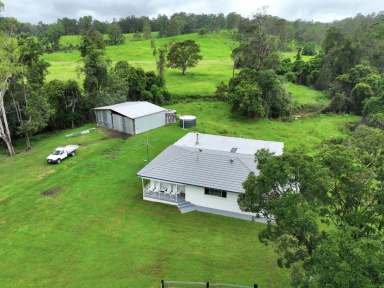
[94, 101, 166, 119]
[137, 145, 259, 193]
[174, 132, 284, 156]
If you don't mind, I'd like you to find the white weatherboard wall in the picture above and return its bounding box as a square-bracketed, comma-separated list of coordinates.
[135, 111, 166, 134]
[185, 185, 246, 214]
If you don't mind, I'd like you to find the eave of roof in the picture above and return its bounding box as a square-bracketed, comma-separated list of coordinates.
[94, 101, 166, 119]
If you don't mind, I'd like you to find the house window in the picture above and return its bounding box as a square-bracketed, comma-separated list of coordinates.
[204, 188, 227, 198]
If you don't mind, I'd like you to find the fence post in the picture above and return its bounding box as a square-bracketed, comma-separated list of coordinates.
[206, 281, 209, 288]
[160, 280, 164, 288]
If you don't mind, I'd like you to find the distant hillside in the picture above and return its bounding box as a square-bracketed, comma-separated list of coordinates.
[44, 31, 236, 97]
[44, 31, 318, 101]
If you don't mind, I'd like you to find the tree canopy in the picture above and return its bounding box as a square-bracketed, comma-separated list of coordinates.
[107, 23, 124, 45]
[227, 69, 292, 118]
[167, 40, 202, 75]
[239, 125, 384, 287]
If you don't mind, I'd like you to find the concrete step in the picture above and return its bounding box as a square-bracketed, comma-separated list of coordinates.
[177, 201, 195, 214]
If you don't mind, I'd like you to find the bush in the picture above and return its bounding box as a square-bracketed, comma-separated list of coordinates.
[276, 58, 292, 75]
[363, 96, 384, 116]
[302, 42, 317, 56]
[214, 81, 229, 101]
[227, 69, 292, 119]
[286, 72, 297, 83]
[198, 28, 208, 36]
[327, 92, 352, 113]
[366, 113, 384, 129]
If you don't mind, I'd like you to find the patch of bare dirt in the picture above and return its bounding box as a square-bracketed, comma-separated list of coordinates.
[106, 129, 130, 139]
[41, 187, 62, 197]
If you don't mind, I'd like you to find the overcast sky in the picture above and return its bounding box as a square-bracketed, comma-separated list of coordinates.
[2, 0, 383, 24]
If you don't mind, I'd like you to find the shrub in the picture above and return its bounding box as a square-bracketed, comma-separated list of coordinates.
[214, 81, 229, 101]
[366, 113, 384, 130]
[286, 72, 297, 83]
[227, 69, 292, 119]
[302, 42, 316, 56]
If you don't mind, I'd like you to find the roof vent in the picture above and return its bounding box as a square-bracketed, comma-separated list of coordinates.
[230, 159, 234, 163]
[230, 147, 238, 153]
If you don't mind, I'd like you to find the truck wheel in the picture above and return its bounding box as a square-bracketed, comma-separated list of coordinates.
[57, 159, 61, 164]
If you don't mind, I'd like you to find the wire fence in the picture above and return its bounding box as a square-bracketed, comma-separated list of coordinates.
[161, 280, 257, 288]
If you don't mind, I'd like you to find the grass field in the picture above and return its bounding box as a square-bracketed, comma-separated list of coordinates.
[45, 31, 317, 99]
[286, 82, 330, 110]
[0, 101, 358, 287]
[44, 31, 235, 97]
[281, 51, 314, 62]
[167, 101, 357, 153]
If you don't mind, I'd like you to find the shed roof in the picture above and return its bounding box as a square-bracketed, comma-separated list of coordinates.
[94, 101, 166, 119]
[138, 133, 284, 193]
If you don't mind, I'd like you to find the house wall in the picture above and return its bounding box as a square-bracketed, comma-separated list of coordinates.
[134, 111, 166, 134]
[185, 185, 246, 214]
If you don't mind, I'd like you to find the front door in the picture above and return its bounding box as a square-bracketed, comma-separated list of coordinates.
[177, 185, 186, 201]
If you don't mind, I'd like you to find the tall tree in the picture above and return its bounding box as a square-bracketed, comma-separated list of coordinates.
[226, 68, 292, 118]
[142, 18, 151, 40]
[0, 33, 19, 155]
[167, 40, 202, 75]
[78, 16, 93, 34]
[226, 12, 242, 29]
[41, 22, 65, 51]
[44, 80, 82, 129]
[151, 40, 167, 83]
[108, 23, 124, 45]
[233, 15, 280, 71]
[80, 29, 109, 107]
[238, 126, 384, 287]
[12, 35, 51, 149]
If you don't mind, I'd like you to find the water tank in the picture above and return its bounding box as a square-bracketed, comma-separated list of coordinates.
[179, 115, 196, 128]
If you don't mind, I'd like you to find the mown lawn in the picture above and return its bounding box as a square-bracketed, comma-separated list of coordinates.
[167, 101, 358, 153]
[0, 124, 288, 288]
[0, 101, 359, 288]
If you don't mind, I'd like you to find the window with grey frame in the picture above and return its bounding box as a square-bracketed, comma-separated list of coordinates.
[204, 188, 227, 198]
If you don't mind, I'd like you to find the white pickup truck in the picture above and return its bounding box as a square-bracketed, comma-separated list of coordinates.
[47, 145, 79, 164]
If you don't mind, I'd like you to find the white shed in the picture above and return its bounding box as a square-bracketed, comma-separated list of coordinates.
[94, 101, 171, 135]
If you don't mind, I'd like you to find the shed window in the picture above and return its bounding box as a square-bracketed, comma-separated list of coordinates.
[204, 188, 227, 198]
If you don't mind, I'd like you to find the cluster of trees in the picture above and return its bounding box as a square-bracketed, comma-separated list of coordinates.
[239, 125, 384, 287]
[217, 69, 291, 118]
[216, 14, 292, 119]
[280, 16, 384, 128]
[0, 22, 172, 155]
[79, 29, 171, 108]
[1, 0, 204, 155]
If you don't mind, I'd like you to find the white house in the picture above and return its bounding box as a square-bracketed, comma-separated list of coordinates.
[137, 132, 284, 221]
[94, 101, 176, 135]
